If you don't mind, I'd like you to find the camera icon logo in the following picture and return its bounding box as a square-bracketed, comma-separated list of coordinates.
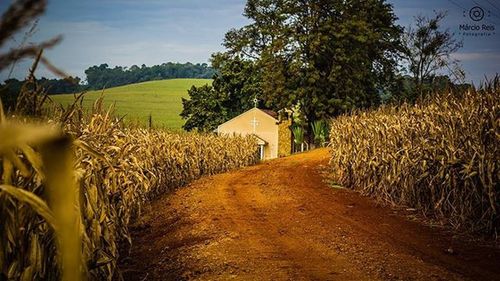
[469, 6, 484, 21]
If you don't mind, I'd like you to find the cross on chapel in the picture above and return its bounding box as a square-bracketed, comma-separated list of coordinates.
[250, 116, 260, 133]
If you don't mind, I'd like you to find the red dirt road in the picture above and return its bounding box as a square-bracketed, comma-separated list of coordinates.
[120, 148, 500, 280]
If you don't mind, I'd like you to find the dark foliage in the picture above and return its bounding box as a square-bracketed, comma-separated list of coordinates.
[84, 62, 215, 90]
[181, 0, 404, 131]
[180, 53, 262, 132]
[383, 74, 472, 104]
[224, 0, 403, 122]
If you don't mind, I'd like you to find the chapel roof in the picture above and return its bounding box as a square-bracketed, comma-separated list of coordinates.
[260, 109, 278, 119]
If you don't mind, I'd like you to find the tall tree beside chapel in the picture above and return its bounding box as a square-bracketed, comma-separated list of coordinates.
[224, 0, 402, 122]
[181, 0, 402, 131]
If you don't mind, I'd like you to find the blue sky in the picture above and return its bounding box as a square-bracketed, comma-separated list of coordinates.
[1, 0, 499, 84]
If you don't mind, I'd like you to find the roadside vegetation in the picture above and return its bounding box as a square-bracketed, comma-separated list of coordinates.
[329, 82, 499, 235]
[0, 77, 258, 280]
[0, 1, 257, 280]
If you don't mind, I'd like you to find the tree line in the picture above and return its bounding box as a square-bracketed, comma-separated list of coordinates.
[181, 0, 470, 133]
[84, 62, 215, 90]
[1, 62, 215, 109]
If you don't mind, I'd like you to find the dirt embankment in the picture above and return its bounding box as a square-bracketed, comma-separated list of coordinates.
[119, 148, 500, 281]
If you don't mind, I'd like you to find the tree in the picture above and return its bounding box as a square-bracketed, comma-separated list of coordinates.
[180, 52, 262, 131]
[181, 0, 403, 132]
[180, 84, 228, 132]
[401, 12, 463, 100]
[211, 52, 262, 118]
[83, 62, 216, 90]
[223, 0, 402, 122]
[0, 78, 23, 110]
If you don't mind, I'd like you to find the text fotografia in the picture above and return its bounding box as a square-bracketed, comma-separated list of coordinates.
[458, 6, 496, 37]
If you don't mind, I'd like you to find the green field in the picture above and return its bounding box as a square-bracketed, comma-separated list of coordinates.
[50, 79, 211, 129]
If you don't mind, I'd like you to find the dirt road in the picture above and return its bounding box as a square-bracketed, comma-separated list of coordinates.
[120, 148, 500, 280]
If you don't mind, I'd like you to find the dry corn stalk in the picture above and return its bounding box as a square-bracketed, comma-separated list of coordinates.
[329, 81, 500, 235]
[1, 95, 258, 280]
[0, 101, 83, 280]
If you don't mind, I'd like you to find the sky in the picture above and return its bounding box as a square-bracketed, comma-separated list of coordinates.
[1, 0, 499, 85]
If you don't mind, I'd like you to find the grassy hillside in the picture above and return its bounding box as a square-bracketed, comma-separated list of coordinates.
[50, 79, 211, 129]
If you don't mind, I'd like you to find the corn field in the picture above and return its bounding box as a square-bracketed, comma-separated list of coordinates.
[0, 97, 258, 280]
[329, 82, 499, 236]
